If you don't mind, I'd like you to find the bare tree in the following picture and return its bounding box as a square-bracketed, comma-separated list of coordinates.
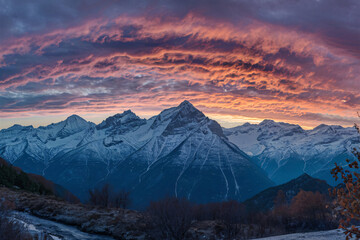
[89, 185, 108, 207]
[89, 184, 131, 209]
[218, 200, 246, 239]
[147, 197, 194, 240]
[113, 190, 131, 209]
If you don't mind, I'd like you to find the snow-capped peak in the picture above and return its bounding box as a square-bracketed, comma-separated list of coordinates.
[178, 99, 195, 108]
[150, 100, 204, 131]
[2, 124, 33, 131]
[57, 115, 92, 138]
[65, 114, 86, 122]
[177, 100, 203, 115]
[96, 110, 146, 133]
[225, 119, 359, 185]
[63, 115, 90, 130]
[174, 100, 204, 119]
[259, 119, 276, 125]
[310, 124, 344, 134]
[151, 100, 213, 137]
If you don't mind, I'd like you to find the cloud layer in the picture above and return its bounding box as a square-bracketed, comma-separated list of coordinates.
[0, 0, 359, 128]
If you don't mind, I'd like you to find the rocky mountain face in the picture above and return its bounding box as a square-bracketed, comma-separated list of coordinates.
[106, 101, 273, 208]
[0, 101, 273, 208]
[224, 120, 360, 185]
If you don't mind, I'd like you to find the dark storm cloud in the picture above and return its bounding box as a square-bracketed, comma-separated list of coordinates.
[278, 79, 300, 91]
[1, 0, 359, 57]
[252, 0, 360, 58]
[0, 0, 145, 41]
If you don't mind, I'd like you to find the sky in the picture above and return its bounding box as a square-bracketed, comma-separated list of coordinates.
[0, 0, 360, 129]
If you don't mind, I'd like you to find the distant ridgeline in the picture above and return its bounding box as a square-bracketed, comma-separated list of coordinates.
[0, 157, 79, 203]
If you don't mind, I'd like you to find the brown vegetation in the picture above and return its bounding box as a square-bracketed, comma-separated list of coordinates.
[331, 122, 360, 239]
[145, 191, 335, 240]
[0, 177, 339, 239]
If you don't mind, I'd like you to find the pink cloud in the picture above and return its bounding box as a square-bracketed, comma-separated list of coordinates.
[0, 12, 359, 129]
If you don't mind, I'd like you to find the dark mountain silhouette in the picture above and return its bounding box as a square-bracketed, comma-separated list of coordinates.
[243, 173, 332, 212]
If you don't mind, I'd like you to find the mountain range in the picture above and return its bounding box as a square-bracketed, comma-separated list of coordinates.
[0, 101, 274, 208]
[0, 101, 357, 208]
[224, 120, 359, 185]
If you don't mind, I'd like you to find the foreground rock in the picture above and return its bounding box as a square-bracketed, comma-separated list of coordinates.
[11, 211, 114, 240]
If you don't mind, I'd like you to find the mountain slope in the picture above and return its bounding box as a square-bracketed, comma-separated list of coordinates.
[224, 120, 360, 185]
[244, 173, 332, 212]
[0, 101, 273, 207]
[107, 101, 273, 208]
[0, 157, 79, 202]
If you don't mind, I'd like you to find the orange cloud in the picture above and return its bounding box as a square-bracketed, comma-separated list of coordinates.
[0, 13, 359, 129]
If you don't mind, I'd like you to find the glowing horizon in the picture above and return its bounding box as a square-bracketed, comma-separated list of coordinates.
[0, 100, 356, 130]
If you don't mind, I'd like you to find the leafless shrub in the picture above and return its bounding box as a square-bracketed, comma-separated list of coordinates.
[113, 190, 131, 209]
[218, 200, 246, 239]
[147, 197, 194, 240]
[194, 200, 246, 239]
[89, 183, 111, 208]
[89, 183, 131, 209]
